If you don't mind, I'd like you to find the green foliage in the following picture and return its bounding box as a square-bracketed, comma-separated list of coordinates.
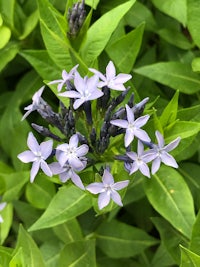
[0, 0, 200, 266]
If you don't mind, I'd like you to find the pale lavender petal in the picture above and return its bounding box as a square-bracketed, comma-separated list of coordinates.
[41, 161, 52, 177]
[126, 104, 134, 123]
[59, 172, 70, 183]
[30, 161, 40, 182]
[48, 79, 63, 85]
[21, 108, 34, 121]
[139, 163, 151, 178]
[57, 82, 65, 92]
[135, 128, 151, 142]
[110, 191, 123, 206]
[87, 74, 99, 89]
[73, 98, 85, 109]
[49, 162, 64, 175]
[134, 115, 150, 128]
[32, 86, 44, 102]
[69, 134, 79, 148]
[152, 157, 161, 175]
[113, 180, 129, 190]
[86, 182, 104, 194]
[76, 144, 89, 157]
[126, 151, 137, 161]
[88, 89, 104, 100]
[137, 140, 144, 156]
[0, 202, 6, 211]
[74, 72, 85, 93]
[98, 81, 107, 88]
[89, 68, 106, 82]
[17, 151, 35, 163]
[164, 137, 181, 152]
[109, 83, 126, 91]
[110, 119, 128, 128]
[58, 91, 81, 98]
[98, 191, 110, 209]
[142, 151, 157, 163]
[71, 172, 85, 190]
[40, 140, 53, 159]
[125, 129, 134, 147]
[56, 152, 68, 166]
[56, 143, 69, 152]
[155, 131, 165, 148]
[129, 162, 139, 175]
[102, 169, 114, 185]
[27, 132, 40, 153]
[106, 61, 116, 80]
[161, 152, 178, 168]
[69, 157, 84, 169]
[115, 73, 132, 83]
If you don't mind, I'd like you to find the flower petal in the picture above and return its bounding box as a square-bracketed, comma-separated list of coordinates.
[126, 104, 134, 123]
[76, 144, 89, 157]
[86, 182, 104, 194]
[41, 161, 52, 177]
[161, 151, 178, 168]
[125, 129, 134, 147]
[164, 137, 181, 152]
[49, 162, 64, 175]
[113, 180, 129, 190]
[69, 134, 79, 148]
[17, 151, 35, 163]
[135, 128, 151, 142]
[40, 140, 53, 159]
[73, 98, 85, 109]
[139, 163, 151, 178]
[27, 132, 40, 152]
[102, 169, 114, 185]
[115, 73, 132, 83]
[30, 161, 40, 183]
[98, 191, 110, 209]
[111, 191, 123, 206]
[134, 115, 150, 128]
[58, 91, 81, 98]
[110, 119, 128, 128]
[71, 172, 85, 190]
[155, 131, 165, 148]
[151, 157, 161, 175]
[106, 61, 116, 80]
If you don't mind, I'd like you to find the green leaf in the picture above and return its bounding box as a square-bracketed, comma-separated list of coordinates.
[53, 219, 83, 244]
[177, 105, 200, 122]
[59, 239, 96, 267]
[134, 62, 200, 94]
[0, 0, 15, 32]
[13, 225, 46, 267]
[180, 245, 200, 267]
[152, 217, 188, 264]
[85, 0, 99, 9]
[192, 58, 200, 72]
[0, 25, 11, 49]
[37, 0, 72, 69]
[9, 247, 25, 267]
[80, 0, 136, 65]
[0, 246, 12, 267]
[190, 210, 200, 255]
[187, 0, 200, 48]
[95, 219, 158, 258]
[143, 166, 196, 238]
[0, 42, 20, 71]
[29, 185, 92, 231]
[160, 91, 179, 129]
[106, 23, 145, 73]
[0, 203, 13, 245]
[19, 9, 39, 40]
[151, 244, 176, 267]
[151, 0, 187, 26]
[25, 176, 56, 209]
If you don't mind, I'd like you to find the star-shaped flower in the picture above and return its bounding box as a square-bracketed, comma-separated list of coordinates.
[49, 161, 86, 190]
[86, 169, 129, 210]
[148, 131, 181, 174]
[0, 202, 6, 223]
[56, 134, 89, 169]
[110, 104, 151, 147]
[48, 65, 78, 92]
[17, 132, 53, 182]
[58, 72, 103, 109]
[127, 140, 155, 178]
[89, 61, 132, 91]
[22, 86, 44, 121]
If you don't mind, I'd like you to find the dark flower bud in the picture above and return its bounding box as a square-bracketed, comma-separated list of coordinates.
[115, 87, 130, 105]
[133, 97, 149, 118]
[90, 127, 96, 146]
[31, 123, 62, 142]
[127, 93, 134, 108]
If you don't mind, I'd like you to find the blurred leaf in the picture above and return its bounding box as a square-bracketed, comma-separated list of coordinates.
[29, 185, 92, 231]
[85, 0, 99, 9]
[80, 0, 136, 65]
[40, 239, 63, 267]
[124, 1, 157, 31]
[53, 218, 83, 244]
[0, 42, 20, 71]
[0, 0, 15, 32]
[160, 91, 179, 129]
[96, 219, 158, 258]
[151, 244, 175, 267]
[0, 203, 13, 245]
[134, 62, 200, 94]
[180, 245, 200, 267]
[192, 57, 200, 72]
[190, 210, 200, 255]
[106, 23, 145, 73]
[151, 0, 187, 26]
[19, 9, 39, 40]
[9, 247, 25, 267]
[25, 176, 56, 209]
[144, 166, 195, 239]
[0, 25, 11, 49]
[13, 225, 45, 267]
[0, 246, 13, 267]
[177, 105, 200, 122]
[187, 0, 200, 48]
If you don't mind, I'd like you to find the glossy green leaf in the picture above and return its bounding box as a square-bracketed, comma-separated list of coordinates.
[160, 91, 179, 129]
[19, 9, 39, 40]
[106, 23, 145, 73]
[190, 210, 200, 255]
[0, 0, 15, 31]
[151, 244, 175, 267]
[187, 0, 200, 48]
[0, 42, 19, 71]
[177, 105, 200, 122]
[9, 247, 25, 267]
[29, 185, 92, 231]
[0, 25, 11, 49]
[0, 246, 12, 267]
[85, 0, 99, 9]
[96, 219, 158, 258]
[13, 225, 45, 267]
[80, 0, 136, 64]
[144, 166, 195, 238]
[134, 62, 200, 94]
[151, 0, 187, 26]
[59, 239, 96, 267]
[0, 203, 13, 245]
[25, 176, 56, 209]
[180, 245, 200, 267]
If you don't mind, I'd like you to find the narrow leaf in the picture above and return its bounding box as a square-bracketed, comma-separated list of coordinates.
[187, 0, 200, 48]
[180, 245, 200, 267]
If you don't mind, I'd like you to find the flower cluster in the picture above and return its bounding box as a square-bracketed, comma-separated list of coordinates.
[18, 61, 180, 210]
